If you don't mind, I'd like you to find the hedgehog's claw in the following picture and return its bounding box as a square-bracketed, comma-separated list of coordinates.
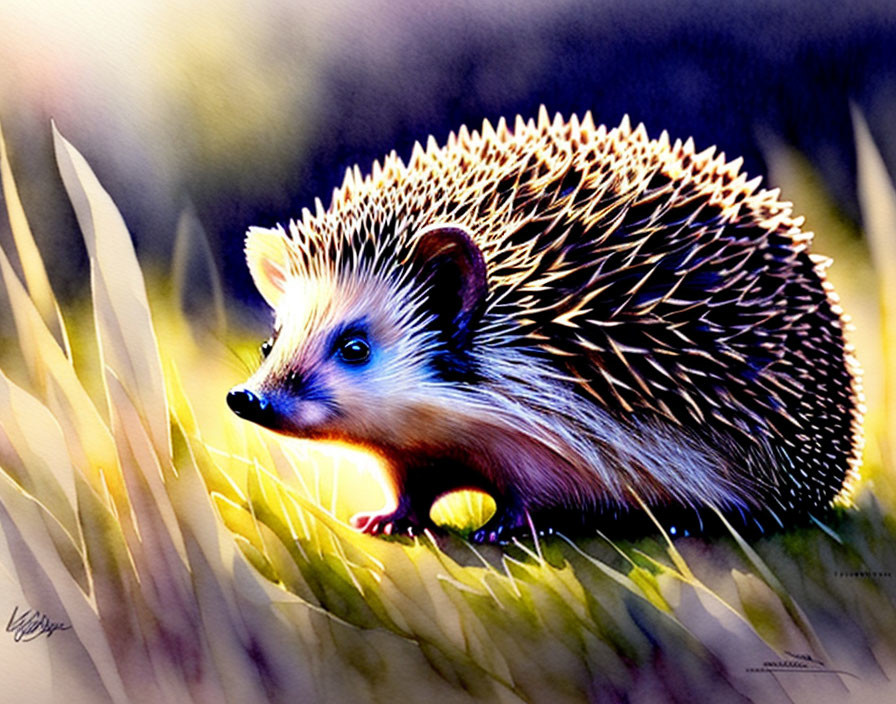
[350, 509, 429, 537]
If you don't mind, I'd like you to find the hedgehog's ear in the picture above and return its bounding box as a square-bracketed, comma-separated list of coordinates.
[245, 227, 291, 308]
[412, 225, 487, 345]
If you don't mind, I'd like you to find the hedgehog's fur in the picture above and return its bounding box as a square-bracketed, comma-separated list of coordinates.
[229, 108, 863, 543]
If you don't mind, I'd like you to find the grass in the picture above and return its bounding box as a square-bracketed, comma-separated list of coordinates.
[0, 119, 895, 702]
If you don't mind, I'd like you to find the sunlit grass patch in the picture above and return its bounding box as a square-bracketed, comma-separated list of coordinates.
[0, 120, 895, 701]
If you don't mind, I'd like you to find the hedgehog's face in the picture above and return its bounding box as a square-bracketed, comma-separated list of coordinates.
[229, 270, 432, 443]
[227, 224, 488, 449]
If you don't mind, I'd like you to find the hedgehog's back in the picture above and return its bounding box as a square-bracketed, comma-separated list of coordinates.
[283, 110, 863, 524]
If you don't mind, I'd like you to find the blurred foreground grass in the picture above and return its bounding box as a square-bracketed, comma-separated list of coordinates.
[0, 121, 895, 703]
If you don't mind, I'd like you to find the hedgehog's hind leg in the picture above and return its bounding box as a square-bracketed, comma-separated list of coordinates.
[470, 492, 530, 545]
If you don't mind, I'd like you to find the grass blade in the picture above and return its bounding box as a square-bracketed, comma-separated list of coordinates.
[52, 123, 170, 461]
[0, 120, 70, 357]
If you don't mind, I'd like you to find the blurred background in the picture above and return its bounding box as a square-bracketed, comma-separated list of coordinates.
[0, 0, 893, 301]
[1, 0, 895, 483]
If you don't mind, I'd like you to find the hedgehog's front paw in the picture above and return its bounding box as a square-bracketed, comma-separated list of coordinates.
[350, 509, 427, 537]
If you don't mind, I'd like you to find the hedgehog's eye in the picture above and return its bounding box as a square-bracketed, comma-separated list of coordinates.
[261, 327, 280, 359]
[337, 336, 371, 365]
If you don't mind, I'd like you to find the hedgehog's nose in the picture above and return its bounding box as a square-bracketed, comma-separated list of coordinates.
[227, 387, 275, 426]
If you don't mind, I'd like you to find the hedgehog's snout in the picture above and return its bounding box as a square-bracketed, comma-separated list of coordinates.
[227, 387, 278, 428]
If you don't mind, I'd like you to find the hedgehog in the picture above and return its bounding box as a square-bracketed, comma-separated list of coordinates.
[226, 109, 863, 544]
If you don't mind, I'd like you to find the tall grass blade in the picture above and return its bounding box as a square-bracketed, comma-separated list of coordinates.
[0, 121, 70, 357]
[854, 108, 896, 481]
[172, 203, 227, 335]
[52, 123, 170, 461]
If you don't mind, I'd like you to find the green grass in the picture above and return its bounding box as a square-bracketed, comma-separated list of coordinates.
[0, 120, 895, 702]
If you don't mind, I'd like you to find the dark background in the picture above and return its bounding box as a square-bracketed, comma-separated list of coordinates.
[0, 0, 893, 307]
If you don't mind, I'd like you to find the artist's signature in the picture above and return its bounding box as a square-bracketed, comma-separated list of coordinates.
[745, 651, 858, 679]
[6, 606, 71, 642]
